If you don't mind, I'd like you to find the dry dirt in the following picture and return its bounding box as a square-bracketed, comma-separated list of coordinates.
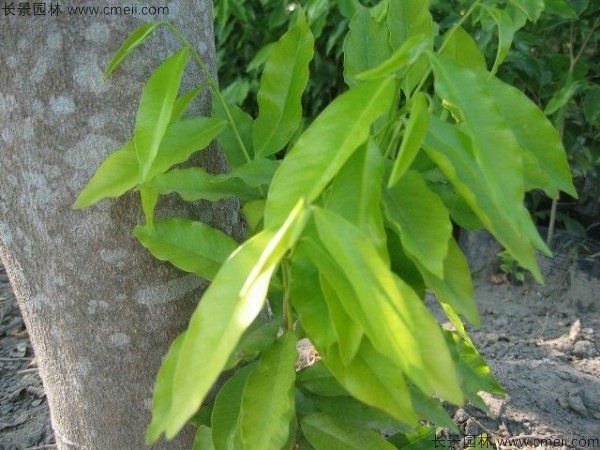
[1, 231, 599, 449]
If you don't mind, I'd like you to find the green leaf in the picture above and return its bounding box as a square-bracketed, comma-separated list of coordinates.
[313, 207, 462, 404]
[296, 362, 348, 397]
[306, 394, 408, 434]
[238, 333, 298, 450]
[212, 97, 254, 167]
[387, 426, 438, 450]
[481, 6, 519, 75]
[389, 93, 430, 186]
[133, 218, 238, 281]
[320, 275, 364, 365]
[343, 3, 392, 87]
[423, 117, 544, 282]
[150, 158, 278, 202]
[544, 0, 578, 17]
[440, 26, 487, 70]
[157, 200, 308, 438]
[326, 141, 387, 261]
[420, 238, 478, 326]
[73, 141, 139, 209]
[583, 86, 600, 125]
[253, 12, 314, 157]
[134, 48, 189, 181]
[140, 186, 158, 228]
[384, 170, 451, 278]
[428, 54, 548, 280]
[356, 34, 431, 81]
[488, 76, 577, 198]
[387, 0, 432, 50]
[148, 117, 227, 178]
[146, 332, 185, 444]
[323, 340, 418, 425]
[104, 21, 164, 79]
[226, 319, 280, 369]
[544, 80, 583, 115]
[290, 246, 338, 352]
[445, 332, 505, 409]
[193, 426, 215, 450]
[211, 364, 256, 450]
[509, 0, 545, 22]
[242, 200, 266, 233]
[171, 86, 204, 121]
[301, 412, 397, 450]
[265, 77, 396, 228]
[386, 0, 434, 92]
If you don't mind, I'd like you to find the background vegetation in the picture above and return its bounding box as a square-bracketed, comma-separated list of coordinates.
[214, 0, 600, 244]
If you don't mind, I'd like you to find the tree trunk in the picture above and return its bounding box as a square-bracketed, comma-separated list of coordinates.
[0, 2, 241, 448]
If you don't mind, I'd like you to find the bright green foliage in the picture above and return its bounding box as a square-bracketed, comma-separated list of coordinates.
[253, 12, 314, 157]
[77, 3, 576, 448]
[133, 218, 238, 280]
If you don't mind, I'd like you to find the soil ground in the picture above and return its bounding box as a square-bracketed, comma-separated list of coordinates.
[1, 232, 599, 449]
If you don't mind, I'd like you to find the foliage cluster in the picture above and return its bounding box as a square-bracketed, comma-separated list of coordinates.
[76, 1, 575, 448]
[215, 0, 599, 240]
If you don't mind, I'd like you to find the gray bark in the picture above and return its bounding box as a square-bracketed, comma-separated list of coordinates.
[0, 2, 242, 448]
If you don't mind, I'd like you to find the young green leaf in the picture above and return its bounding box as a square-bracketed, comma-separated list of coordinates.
[289, 247, 338, 352]
[326, 141, 387, 261]
[356, 34, 431, 81]
[171, 86, 204, 122]
[147, 117, 227, 179]
[296, 362, 348, 397]
[388, 93, 430, 186]
[156, 200, 308, 439]
[73, 141, 139, 209]
[481, 5, 520, 75]
[488, 76, 577, 198]
[225, 319, 280, 369]
[419, 238, 478, 326]
[146, 332, 186, 444]
[104, 21, 165, 79]
[386, 0, 434, 92]
[133, 218, 238, 281]
[135, 48, 189, 181]
[253, 11, 315, 157]
[440, 26, 487, 70]
[237, 333, 298, 450]
[265, 77, 396, 228]
[509, 0, 545, 22]
[140, 186, 159, 229]
[313, 207, 463, 404]
[343, 2, 392, 86]
[543, 79, 584, 116]
[305, 393, 409, 434]
[424, 116, 544, 281]
[320, 273, 364, 366]
[193, 426, 215, 450]
[211, 364, 256, 450]
[384, 170, 451, 278]
[150, 158, 278, 202]
[323, 340, 420, 425]
[301, 412, 397, 450]
[429, 54, 549, 279]
[212, 96, 254, 167]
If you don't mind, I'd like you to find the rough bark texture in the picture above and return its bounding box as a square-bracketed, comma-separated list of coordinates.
[0, 2, 242, 448]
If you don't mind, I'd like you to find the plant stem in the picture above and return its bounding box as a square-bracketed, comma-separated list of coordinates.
[545, 14, 597, 246]
[166, 23, 253, 164]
